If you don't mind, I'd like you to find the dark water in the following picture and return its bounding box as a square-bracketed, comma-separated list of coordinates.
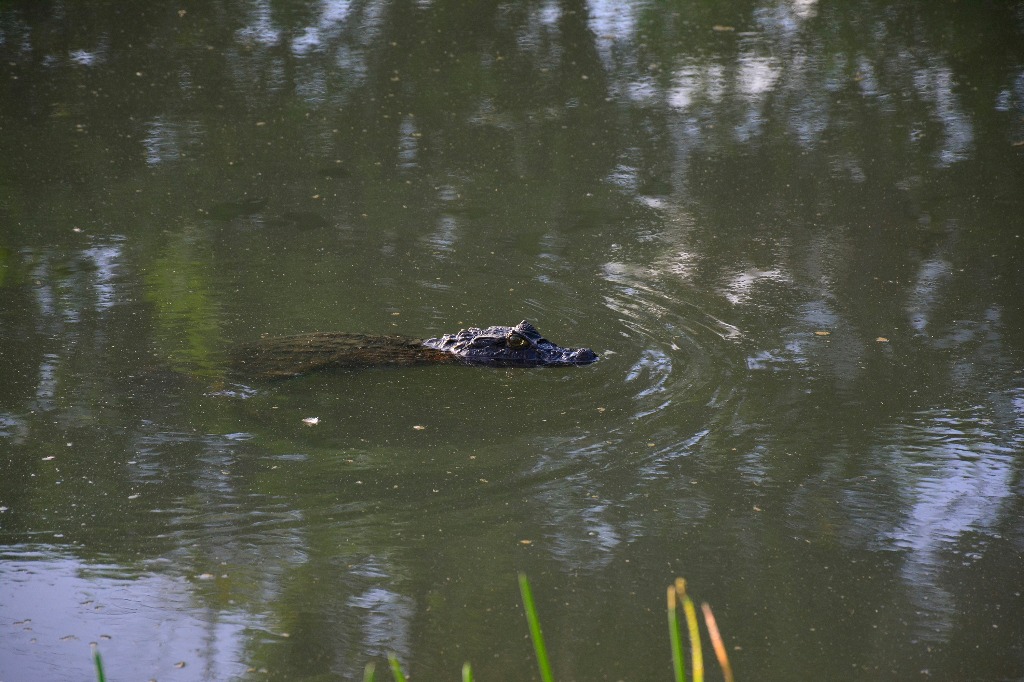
[2, 1, 1023, 680]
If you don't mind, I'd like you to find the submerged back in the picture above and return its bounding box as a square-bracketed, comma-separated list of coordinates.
[232, 320, 598, 378]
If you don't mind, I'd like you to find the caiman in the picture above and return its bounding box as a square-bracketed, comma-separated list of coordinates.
[231, 320, 599, 379]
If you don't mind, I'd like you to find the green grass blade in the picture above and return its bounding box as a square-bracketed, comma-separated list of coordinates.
[462, 661, 474, 682]
[667, 585, 686, 682]
[92, 646, 106, 682]
[682, 593, 704, 682]
[363, 661, 376, 682]
[387, 653, 407, 682]
[518, 573, 555, 682]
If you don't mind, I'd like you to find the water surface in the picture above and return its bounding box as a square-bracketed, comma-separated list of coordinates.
[1, 1, 1023, 680]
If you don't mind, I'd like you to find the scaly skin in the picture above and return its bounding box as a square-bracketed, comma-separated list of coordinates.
[232, 320, 598, 378]
[422, 320, 599, 367]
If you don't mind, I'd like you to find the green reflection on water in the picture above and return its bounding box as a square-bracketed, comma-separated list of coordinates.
[0, 246, 9, 287]
[145, 227, 224, 378]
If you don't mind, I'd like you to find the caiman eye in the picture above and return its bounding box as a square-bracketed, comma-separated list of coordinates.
[507, 333, 529, 350]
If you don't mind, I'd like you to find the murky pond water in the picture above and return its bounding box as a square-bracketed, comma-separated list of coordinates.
[2, 1, 1023, 680]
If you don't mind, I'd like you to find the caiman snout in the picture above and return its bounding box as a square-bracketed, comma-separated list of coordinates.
[568, 347, 599, 365]
[422, 320, 599, 367]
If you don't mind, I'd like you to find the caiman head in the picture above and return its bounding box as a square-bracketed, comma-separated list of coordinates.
[422, 320, 599, 367]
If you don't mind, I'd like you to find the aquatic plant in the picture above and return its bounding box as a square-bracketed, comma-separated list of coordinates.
[93, 576, 732, 681]
[667, 577, 734, 682]
[92, 644, 106, 682]
[518, 572, 555, 682]
[372, 574, 735, 681]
